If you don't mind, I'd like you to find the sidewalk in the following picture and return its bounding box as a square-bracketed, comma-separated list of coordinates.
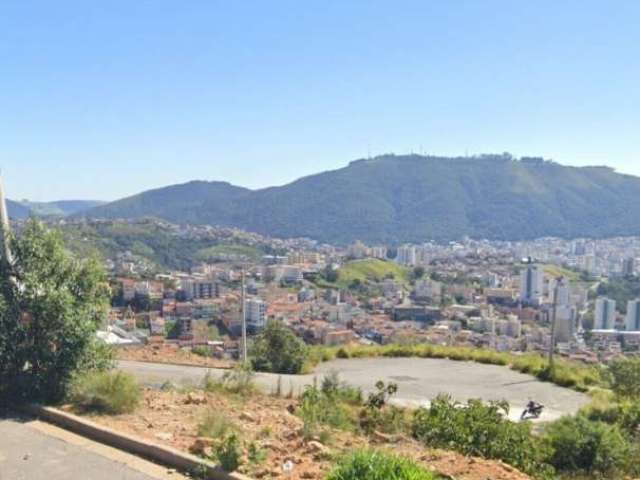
[0, 413, 188, 480]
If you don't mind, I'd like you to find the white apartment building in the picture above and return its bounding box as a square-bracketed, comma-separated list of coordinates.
[626, 299, 640, 332]
[595, 297, 617, 330]
[519, 265, 544, 305]
[245, 298, 267, 330]
[554, 305, 576, 343]
[396, 245, 417, 266]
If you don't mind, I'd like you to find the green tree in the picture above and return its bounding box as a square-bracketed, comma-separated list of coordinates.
[323, 265, 339, 283]
[250, 319, 309, 374]
[411, 395, 553, 478]
[608, 356, 640, 399]
[544, 415, 629, 477]
[412, 266, 425, 280]
[0, 220, 112, 403]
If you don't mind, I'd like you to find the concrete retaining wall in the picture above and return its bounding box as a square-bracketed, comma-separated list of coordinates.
[24, 405, 252, 480]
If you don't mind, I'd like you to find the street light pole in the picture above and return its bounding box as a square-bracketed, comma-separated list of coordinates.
[240, 266, 248, 364]
[548, 277, 561, 370]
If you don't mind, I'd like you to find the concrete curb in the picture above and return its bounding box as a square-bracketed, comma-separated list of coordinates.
[117, 359, 234, 371]
[23, 404, 252, 480]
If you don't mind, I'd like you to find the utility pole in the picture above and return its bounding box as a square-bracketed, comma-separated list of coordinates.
[240, 266, 248, 365]
[548, 277, 562, 370]
[0, 172, 13, 267]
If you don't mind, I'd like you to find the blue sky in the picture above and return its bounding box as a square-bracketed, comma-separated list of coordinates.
[2, 0, 639, 201]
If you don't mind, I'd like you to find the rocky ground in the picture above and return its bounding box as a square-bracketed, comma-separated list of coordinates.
[68, 388, 532, 480]
[116, 344, 233, 369]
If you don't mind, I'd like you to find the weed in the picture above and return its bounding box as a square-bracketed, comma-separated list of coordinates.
[69, 371, 140, 415]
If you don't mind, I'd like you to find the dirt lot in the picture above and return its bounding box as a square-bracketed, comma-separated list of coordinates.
[67, 388, 532, 480]
[117, 344, 233, 369]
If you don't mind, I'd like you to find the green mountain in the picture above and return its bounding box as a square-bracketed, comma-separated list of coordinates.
[6, 199, 31, 219]
[16, 200, 105, 217]
[81, 154, 640, 244]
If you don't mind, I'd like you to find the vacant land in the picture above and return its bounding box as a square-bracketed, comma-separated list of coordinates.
[68, 387, 531, 480]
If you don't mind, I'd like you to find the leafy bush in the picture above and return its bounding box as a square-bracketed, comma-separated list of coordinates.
[247, 441, 267, 465]
[412, 395, 553, 478]
[608, 356, 640, 399]
[359, 381, 405, 434]
[1, 221, 112, 403]
[69, 371, 140, 414]
[250, 320, 309, 374]
[321, 371, 363, 405]
[326, 450, 436, 480]
[298, 383, 355, 437]
[543, 415, 630, 477]
[215, 433, 241, 472]
[191, 345, 212, 357]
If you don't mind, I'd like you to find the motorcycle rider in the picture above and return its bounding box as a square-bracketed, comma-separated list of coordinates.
[521, 399, 544, 419]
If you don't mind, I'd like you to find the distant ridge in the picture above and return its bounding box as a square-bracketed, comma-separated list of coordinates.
[80, 154, 640, 244]
[6, 199, 30, 219]
[7, 199, 105, 219]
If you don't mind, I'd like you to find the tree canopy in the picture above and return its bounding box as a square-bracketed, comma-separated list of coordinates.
[250, 320, 309, 374]
[0, 220, 112, 403]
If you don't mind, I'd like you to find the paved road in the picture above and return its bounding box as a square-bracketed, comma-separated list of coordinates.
[0, 414, 186, 480]
[119, 357, 589, 422]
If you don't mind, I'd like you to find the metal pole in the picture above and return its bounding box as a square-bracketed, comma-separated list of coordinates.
[241, 266, 247, 364]
[0, 173, 13, 267]
[548, 277, 561, 370]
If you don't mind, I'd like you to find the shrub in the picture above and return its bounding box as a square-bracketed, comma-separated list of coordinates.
[0, 221, 112, 403]
[250, 320, 309, 374]
[412, 395, 553, 478]
[544, 415, 630, 477]
[203, 364, 256, 397]
[197, 410, 238, 439]
[69, 371, 140, 414]
[191, 346, 212, 357]
[247, 441, 267, 465]
[325, 450, 436, 480]
[608, 356, 640, 399]
[359, 381, 405, 434]
[215, 434, 241, 472]
[321, 371, 363, 405]
[298, 383, 354, 437]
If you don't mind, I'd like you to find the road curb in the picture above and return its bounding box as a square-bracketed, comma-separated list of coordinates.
[118, 359, 234, 371]
[23, 404, 252, 480]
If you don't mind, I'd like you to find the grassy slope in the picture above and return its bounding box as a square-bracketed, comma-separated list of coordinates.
[319, 259, 410, 289]
[542, 264, 581, 282]
[60, 222, 266, 270]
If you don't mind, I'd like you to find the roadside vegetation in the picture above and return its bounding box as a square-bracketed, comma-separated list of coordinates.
[0, 220, 113, 404]
[326, 450, 437, 480]
[62, 356, 640, 480]
[293, 366, 640, 480]
[307, 343, 603, 392]
[69, 371, 141, 414]
[250, 319, 309, 374]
